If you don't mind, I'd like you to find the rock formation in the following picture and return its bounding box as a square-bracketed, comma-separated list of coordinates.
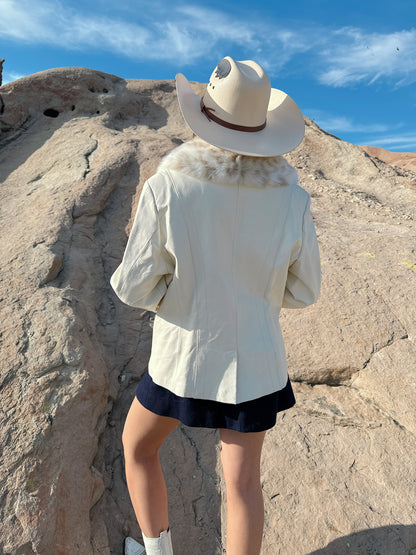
[0, 67, 415, 555]
[361, 145, 416, 173]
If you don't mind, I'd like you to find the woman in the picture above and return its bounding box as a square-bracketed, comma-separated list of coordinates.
[111, 56, 321, 555]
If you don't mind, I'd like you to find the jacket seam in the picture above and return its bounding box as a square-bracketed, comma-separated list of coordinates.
[129, 181, 159, 267]
[291, 192, 311, 265]
[148, 180, 175, 267]
[164, 169, 204, 386]
[259, 184, 295, 370]
[231, 183, 240, 402]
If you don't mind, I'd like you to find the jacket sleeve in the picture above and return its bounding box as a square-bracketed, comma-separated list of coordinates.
[110, 181, 173, 312]
[282, 194, 321, 309]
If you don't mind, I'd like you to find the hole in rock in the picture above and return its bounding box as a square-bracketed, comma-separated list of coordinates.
[43, 108, 59, 118]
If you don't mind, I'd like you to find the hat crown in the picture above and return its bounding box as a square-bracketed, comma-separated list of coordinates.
[203, 57, 271, 128]
[174, 55, 305, 156]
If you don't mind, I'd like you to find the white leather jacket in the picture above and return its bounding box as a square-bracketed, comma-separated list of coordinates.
[110, 138, 321, 403]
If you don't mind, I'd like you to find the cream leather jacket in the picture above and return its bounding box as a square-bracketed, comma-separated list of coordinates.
[110, 138, 321, 404]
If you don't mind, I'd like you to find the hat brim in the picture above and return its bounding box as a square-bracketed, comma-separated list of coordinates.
[175, 73, 305, 157]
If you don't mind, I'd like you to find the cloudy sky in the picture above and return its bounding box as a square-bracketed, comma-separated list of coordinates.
[1, 0, 415, 151]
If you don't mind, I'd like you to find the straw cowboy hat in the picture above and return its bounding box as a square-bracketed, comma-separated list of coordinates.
[175, 56, 305, 157]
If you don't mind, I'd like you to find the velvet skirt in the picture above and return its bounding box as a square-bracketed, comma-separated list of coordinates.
[135, 370, 296, 433]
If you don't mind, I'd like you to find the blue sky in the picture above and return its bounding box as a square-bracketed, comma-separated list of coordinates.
[1, 0, 415, 151]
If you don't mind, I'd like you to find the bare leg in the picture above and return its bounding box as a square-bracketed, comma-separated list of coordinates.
[220, 428, 267, 555]
[122, 397, 179, 537]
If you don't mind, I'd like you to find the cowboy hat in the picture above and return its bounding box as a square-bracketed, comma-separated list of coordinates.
[175, 56, 305, 157]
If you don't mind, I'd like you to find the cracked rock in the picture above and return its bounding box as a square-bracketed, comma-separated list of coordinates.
[1, 67, 415, 555]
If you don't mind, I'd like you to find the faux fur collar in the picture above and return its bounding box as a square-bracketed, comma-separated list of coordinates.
[157, 137, 298, 188]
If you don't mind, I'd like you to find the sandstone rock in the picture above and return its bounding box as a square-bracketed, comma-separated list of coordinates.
[361, 145, 416, 173]
[0, 68, 415, 554]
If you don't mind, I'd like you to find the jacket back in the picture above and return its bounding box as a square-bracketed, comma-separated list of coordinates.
[110, 138, 321, 403]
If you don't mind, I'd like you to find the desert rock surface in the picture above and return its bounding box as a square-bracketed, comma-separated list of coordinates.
[360, 145, 416, 173]
[0, 68, 415, 555]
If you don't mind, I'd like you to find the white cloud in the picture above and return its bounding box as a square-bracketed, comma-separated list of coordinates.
[364, 133, 416, 151]
[1, 1, 416, 89]
[176, 5, 259, 47]
[0, 0, 53, 41]
[0, 0, 261, 64]
[305, 109, 389, 134]
[304, 109, 415, 151]
[2, 71, 27, 85]
[318, 27, 416, 87]
[0, 0, 314, 68]
[0, 0, 153, 58]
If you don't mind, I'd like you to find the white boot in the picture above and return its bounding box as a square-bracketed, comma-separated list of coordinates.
[124, 536, 146, 555]
[142, 527, 173, 555]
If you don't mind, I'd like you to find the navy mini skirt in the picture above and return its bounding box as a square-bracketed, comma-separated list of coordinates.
[135, 371, 296, 433]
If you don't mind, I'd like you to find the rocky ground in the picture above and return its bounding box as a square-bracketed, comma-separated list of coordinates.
[360, 145, 416, 173]
[0, 67, 415, 554]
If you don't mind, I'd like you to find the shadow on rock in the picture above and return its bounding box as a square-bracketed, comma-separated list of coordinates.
[308, 523, 416, 555]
